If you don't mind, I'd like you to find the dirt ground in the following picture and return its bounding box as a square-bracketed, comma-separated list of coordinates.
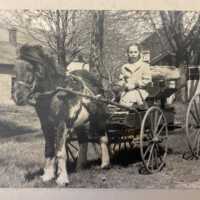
[1, 103, 200, 188]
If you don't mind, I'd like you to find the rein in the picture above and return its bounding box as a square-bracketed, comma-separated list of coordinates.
[17, 78, 138, 114]
[16, 55, 138, 112]
[16, 69, 133, 111]
[55, 86, 138, 112]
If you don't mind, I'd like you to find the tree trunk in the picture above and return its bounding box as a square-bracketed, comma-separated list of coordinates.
[158, 11, 189, 102]
[89, 11, 105, 82]
[57, 44, 66, 69]
[174, 50, 188, 102]
[56, 10, 66, 71]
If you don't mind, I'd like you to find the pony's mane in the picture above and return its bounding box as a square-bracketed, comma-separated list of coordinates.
[18, 44, 65, 89]
[19, 44, 64, 77]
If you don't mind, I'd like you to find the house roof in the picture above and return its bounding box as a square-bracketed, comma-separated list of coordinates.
[140, 29, 174, 65]
[150, 51, 171, 65]
[137, 31, 154, 43]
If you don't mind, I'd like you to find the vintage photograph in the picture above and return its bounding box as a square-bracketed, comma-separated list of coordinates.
[0, 10, 200, 188]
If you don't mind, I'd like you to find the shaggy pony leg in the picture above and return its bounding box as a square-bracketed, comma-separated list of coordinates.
[40, 123, 56, 182]
[76, 128, 88, 169]
[77, 142, 88, 169]
[55, 122, 69, 186]
[100, 134, 110, 169]
[41, 158, 55, 182]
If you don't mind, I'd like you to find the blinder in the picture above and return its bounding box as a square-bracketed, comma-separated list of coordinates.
[16, 80, 35, 90]
[15, 76, 38, 105]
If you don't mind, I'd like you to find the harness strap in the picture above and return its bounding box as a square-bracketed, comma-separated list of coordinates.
[80, 102, 90, 124]
[82, 102, 91, 115]
[66, 74, 95, 130]
[136, 88, 149, 109]
[16, 79, 37, 95]
[16, 81, 32, 89]
[67, 101, 83, 129]
[69, 74, 94, 95]
[68, 98, 90, 129]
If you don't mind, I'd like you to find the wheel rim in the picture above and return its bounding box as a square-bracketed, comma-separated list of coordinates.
[186, 93, 200, 158]
[140, 106, 168, 173]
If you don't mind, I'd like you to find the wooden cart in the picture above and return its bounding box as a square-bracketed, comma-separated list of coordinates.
[106, 78, 178, 173]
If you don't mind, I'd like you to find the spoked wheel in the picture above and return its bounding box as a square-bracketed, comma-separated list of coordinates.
[140, 106, 168, 173]
[186, 93, 200, 159]
[65, 139, 79, 163]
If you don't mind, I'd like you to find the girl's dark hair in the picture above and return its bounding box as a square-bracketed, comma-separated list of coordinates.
[127, 43, 142, 53]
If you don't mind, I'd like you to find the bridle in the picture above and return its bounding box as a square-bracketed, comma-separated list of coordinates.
[15, 60, 39, 106]
[15, 53, 43, 98]
[16, 80, 36, 91]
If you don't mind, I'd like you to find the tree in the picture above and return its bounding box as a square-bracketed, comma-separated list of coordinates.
[0, 10, 89, 70]
[103, 11, 153, 84]
[146, 11, 200, 101]
[89, 10, 105, 82]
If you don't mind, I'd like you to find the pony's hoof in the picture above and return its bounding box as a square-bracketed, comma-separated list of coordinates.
[101, 163, 110, 169]
[56, 176, 69, 186]
[41, 173, 55, 182]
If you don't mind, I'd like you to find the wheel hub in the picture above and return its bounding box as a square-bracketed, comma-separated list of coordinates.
[152, 136, 160, 143]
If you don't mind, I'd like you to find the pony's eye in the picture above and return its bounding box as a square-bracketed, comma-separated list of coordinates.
[27, 73, 33, 83]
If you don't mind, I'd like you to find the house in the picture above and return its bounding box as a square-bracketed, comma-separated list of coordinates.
[140, 29, 176, 66]
[139, 29, 178, 104]
[139, 29, 200, 101]
[0, 28, 17, 104]
[0, 27, 34, 104]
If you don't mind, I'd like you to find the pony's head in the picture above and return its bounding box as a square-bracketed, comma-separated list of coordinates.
[14, 44, 67, 106]
[13, 59, 39, 105]
[13, 44, 50, 105]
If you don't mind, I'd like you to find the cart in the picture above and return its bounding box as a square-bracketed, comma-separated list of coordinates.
[106, 78, 178, 174]
[58, 64, 200, 175]
[60, 71, 182, 174]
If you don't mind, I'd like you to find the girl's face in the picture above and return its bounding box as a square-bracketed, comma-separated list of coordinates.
[128, 45, 140, 63]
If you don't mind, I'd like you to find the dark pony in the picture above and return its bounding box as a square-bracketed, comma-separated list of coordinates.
[13, 44, 110, 186]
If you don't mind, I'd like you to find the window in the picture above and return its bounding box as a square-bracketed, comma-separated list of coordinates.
[11, 76, 16, 99]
